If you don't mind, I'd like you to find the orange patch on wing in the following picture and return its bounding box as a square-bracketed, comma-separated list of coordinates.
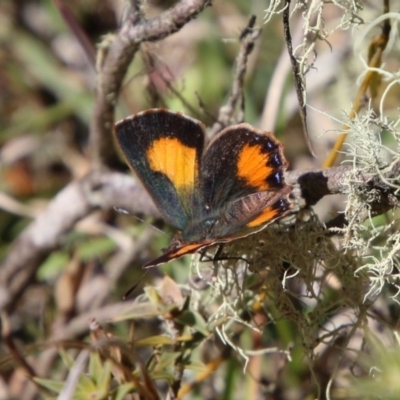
[171, 243, 205, 257]
[237, 144, 273, 190]
[147, 137, 197, 191]
[246, 206, 279, 228]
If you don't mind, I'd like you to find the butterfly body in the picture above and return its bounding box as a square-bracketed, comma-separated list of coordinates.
[115, 109, 291, 268]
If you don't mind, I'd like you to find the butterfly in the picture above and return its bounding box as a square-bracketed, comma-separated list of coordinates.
[115, 109, 291, 268]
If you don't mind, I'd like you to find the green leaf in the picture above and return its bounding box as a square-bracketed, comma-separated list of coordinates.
[11, 31, 93, 123]
[112, 302, 159, 321]
[113, 383, 135, 400]
[77, 236, 117, 261]
[96, 360, 112, 393]
[33, 377, 64, 394]
[88, 352, 104, 384]
[136, 335, 175, 347]
[75, 375, 99, 399]
[37, 251, 69, 281]
[58, 349, 76, 369]
[153, 351, 181, 374]
[176, 310, 209, 337]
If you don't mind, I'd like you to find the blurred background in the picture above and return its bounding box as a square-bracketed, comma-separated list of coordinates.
[1, 0, 400, 399]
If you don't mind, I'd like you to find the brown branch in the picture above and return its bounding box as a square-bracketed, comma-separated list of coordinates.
[2, 313, 36, 378]
[3, 160, 400, 313]
[24, 299, 156, 400]
[89, 0, 210, 167]
[287, 165, 350, 205]
[283, 0, 315, 157]
[177, 348, 230, 399]
[209, 16, 261, 137]
[0, 171, 158, 313]
[0, 0, 210, 316]
[53, 0, 97, 68]
[287, 159, 400, 214]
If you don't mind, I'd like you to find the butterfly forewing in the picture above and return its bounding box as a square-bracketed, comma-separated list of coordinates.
[115, 109, 205, 230]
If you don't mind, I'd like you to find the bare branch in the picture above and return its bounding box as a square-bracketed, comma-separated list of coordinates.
[0, 0, 210, 315]
[209, 16, 261, 137]
[0, 171, 158, 313]
[90, 0, 210, 166]
[287, 159, 400, 214]
[283, 0, 314, 156]
[3, 158, 400, 313]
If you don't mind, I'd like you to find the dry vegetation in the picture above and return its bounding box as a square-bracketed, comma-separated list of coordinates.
[1, 0, 400, 399]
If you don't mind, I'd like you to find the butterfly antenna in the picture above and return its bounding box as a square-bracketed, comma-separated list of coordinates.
[136, 216, 168, 237]
[114, 206, 130, 215]
[123, 269, 149, 299]
[114, 206, 170, 237]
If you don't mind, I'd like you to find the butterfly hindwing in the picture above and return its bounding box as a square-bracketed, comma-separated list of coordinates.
[200, 123, 288, 204]
[198, 123, 291, 235]
[219, 187, 292, 237]
[115, 109, 205, 230]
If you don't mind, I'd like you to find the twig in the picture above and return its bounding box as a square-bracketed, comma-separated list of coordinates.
[1, 313, 36, 377]
[3, 160, 400, 313]
[260, 12, 302, 132]
[32, 299, 150, 387]
[177, 347, 231, 399]
[209, 16, 261, 137]
[283, 0, 314, 156]
[0, 0, 210, 318]
[89, 0, 210, 166]
[53, 0, 96, 68]
[287, 159, 400, 212]
[0, 171, 159, 313]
